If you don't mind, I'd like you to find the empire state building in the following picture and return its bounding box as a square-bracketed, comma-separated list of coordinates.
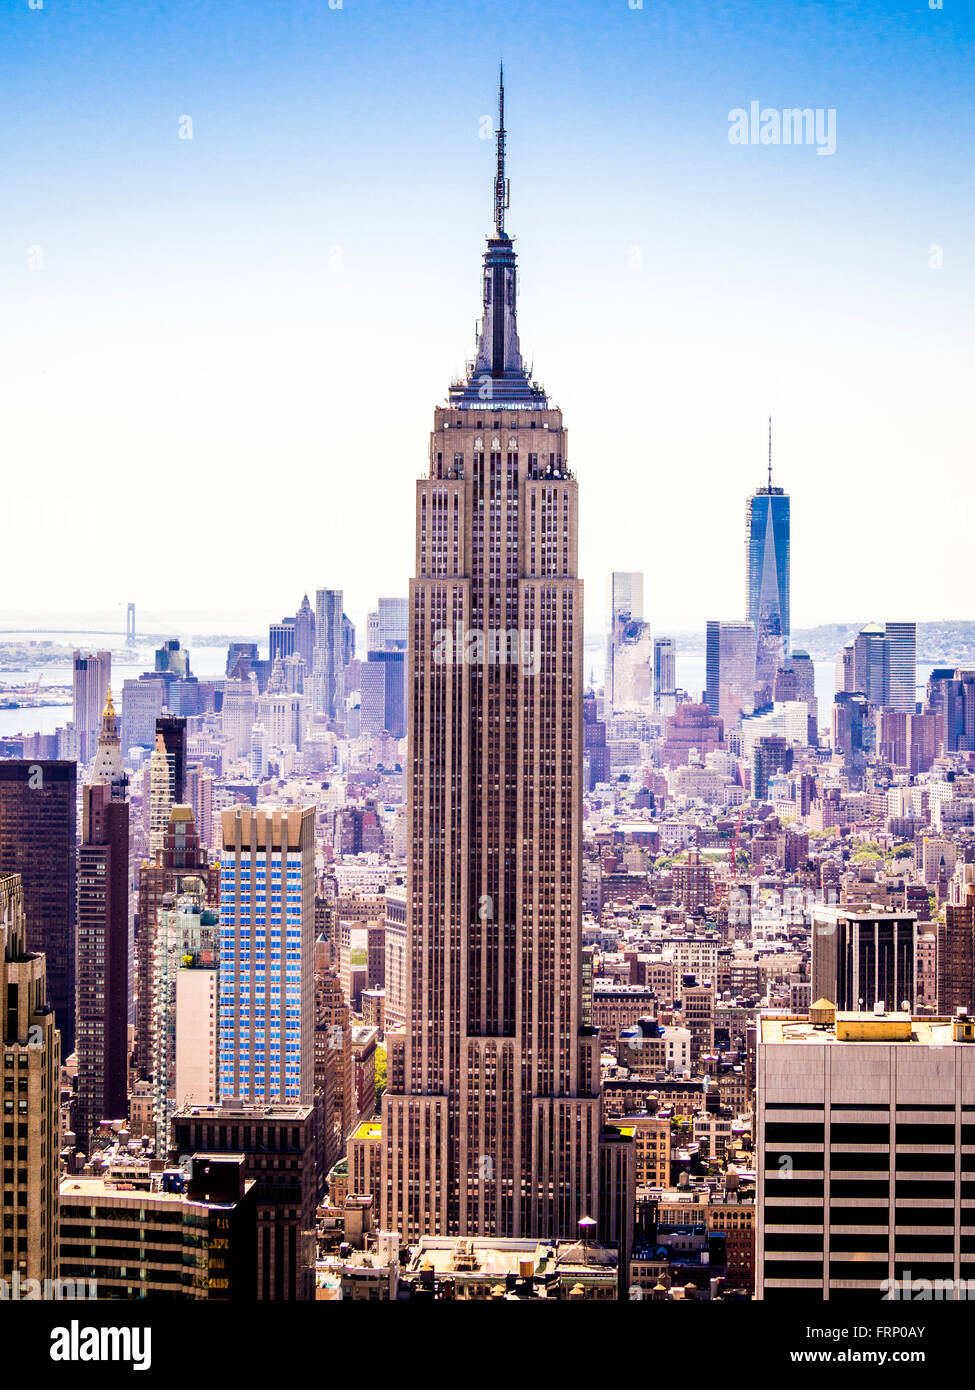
[382, 75, 603, 1240]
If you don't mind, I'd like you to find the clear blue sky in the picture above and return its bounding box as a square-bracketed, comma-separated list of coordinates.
[1, 0, 972, 634]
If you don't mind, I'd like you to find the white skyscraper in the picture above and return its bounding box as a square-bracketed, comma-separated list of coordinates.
[73, 650, 112, 763]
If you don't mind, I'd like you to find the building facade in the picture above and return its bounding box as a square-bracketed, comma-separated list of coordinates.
[1, 872, 61, 1284]
[218, 805, 315, 1105]
[382, 80, 602, 1241]
[757, 1004, 975, 1299]
[0, 760, 77, 1056]
[745, 441, 790, 702]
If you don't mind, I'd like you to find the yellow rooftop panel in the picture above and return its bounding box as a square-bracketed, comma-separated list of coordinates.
[835, 1011, 912, 1041]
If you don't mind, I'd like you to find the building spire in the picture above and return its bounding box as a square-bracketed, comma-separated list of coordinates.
[448, 69, 547, 409]
[767, 414, 773, 493]
[494, 62, 509, 238]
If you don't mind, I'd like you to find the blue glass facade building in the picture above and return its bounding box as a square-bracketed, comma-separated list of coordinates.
[746, 484, 790, 695]
[218, 805, 315, 1105]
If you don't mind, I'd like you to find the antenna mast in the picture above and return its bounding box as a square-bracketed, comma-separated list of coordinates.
[767, 414, 773, 493]
[494, 63, 509, 237]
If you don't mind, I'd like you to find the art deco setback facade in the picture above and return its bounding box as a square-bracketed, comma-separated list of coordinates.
[382, 83, 601, 1241]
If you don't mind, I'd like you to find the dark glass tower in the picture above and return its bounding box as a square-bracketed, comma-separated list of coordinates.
[0, 760, 77, 1054]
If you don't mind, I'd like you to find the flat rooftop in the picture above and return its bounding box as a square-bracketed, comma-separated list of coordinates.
[759, 1011, 964, 1046]
[408, 1237, 617, 1278]
[811, 905, 918, 922]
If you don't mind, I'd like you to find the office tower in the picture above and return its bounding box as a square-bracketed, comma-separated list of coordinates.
[280, 652, 306, 695]
[0, 872, 61, 1284]
[377, 596, 409, 650]
[313, 589, 346, 721]
[361, 597, 409, 740]
[382, 883, 408, 1034]
[76, 705, 130, 1149]
[653, 636, 676, 713]
[811, 906, 917, 1011]
[250, 722, 268, 779]
[316, 968, 354, 1175]
[151, 884, 218, 1151]
[294, 593, 316, 671]
[170, 675, 203, 716]
[155, 638, 190, 680]
[226, 641, 259, 678]
[156, 714, 187, 803]
[607, 612, 652, 710]
[0, 761, 77, 1055]
[221, 675, 257, 758]
[120, 675, 166, 753]
[269, 617, 297, 662]
[382, 78, 602, 1243]
[59, 1156, 257, 1299]
[757, 1001, 975, 1299]
[745, 423, 790, 699]
[877, 708, 939, 774]
[938, 871, 975, 1014]
[885, 621, 916, 713]
[786, 648, 818, 743]
[148, 731, 174, 855]
[752, 734, 793, 801]
[360, 650, 406, 739]
[606, 572, 650, 711]
[705, 619, 756, 726]
[366, 609, 380, 652]
[135, 805, 219, 1080]
[256, 659, 305, 750]
[583, 690, 609, 790]
[185, 764, 214, 848]
[831, 691, 870, 787]
[852, 621, 889, 706]
[172, 1101, 316, 1300]
[72, 650, 111, 762]
[925, 667, 975, 754]
[835, 642, 855, 695]
[218, 806, 315, 1105]
[610, 571, 643, 626]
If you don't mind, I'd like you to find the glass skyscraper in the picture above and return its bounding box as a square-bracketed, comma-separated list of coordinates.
[746, 451, 791, 697]
[218, 805, 315, 1105]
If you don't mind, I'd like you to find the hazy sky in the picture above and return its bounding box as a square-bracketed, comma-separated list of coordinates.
[2, 0, 971, 637]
